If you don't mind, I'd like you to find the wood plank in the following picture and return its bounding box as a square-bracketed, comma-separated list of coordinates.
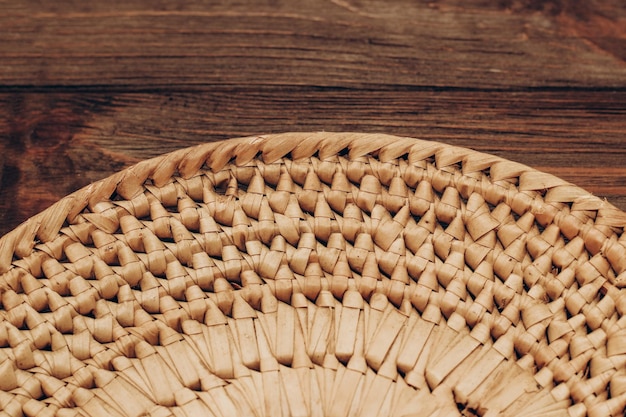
[0, 0, 624, 88]
[1, 88, 624, 235]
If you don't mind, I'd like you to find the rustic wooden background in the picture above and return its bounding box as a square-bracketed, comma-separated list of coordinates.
[1, 0, 625, 236]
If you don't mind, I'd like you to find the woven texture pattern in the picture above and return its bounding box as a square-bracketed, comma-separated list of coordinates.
[1, 132, 626, 417]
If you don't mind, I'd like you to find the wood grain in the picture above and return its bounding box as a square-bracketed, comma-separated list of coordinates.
[2, 88, 625, 236]
[0, 0, 624, 88]
[0, 0, 625, 236]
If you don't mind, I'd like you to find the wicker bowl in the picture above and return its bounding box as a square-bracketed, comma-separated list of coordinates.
[1, 133, 626, 417]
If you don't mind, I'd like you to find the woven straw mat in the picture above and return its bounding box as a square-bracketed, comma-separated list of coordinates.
[1, 133, 626, 417]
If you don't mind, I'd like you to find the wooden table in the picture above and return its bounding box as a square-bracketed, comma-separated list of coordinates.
[1, 0, 625, 236]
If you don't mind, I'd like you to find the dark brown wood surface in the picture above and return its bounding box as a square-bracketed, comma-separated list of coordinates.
[1, 0, 625, 236]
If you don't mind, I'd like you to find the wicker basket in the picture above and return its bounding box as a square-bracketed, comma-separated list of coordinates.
[1, 132, 626, 417]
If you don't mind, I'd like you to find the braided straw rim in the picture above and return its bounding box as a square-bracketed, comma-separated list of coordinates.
[2, 132, 624, 264]
[2, 132, 626, 417]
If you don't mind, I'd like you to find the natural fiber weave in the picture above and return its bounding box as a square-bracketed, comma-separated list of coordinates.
[1, 132, 626, 417]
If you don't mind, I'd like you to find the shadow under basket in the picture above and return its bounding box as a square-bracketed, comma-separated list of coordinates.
[2, 132, 626, 417]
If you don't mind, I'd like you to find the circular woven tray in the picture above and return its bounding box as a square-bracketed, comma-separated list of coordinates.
[1, 132, 626, 417]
